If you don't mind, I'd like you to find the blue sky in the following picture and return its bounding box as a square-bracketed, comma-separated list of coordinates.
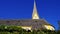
[0, 0, 60, 30]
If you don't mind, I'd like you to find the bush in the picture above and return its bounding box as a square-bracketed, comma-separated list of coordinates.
[0, 32, 10, 34]
[0, 25, 60, 34]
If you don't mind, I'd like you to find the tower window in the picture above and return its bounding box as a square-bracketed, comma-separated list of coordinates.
[17, 20, 20, 22]
[6, 21, 10, 23]
[35, 21, 38, 22]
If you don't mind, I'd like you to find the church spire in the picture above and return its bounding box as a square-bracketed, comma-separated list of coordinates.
[32, 0, 39, 19]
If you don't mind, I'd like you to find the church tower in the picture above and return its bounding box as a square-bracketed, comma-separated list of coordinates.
[32, 0, 39, 19]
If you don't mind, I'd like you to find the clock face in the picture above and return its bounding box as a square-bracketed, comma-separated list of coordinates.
[44, 25, 55, 30]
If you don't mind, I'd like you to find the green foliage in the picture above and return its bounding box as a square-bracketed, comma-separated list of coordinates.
[0, 32, 10, 34]
[0, 25, 60, 34]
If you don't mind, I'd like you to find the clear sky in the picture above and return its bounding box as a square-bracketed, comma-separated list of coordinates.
[0, 0, 60, 30]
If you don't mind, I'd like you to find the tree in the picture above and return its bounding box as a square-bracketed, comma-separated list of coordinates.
[58, 20, 60, 30]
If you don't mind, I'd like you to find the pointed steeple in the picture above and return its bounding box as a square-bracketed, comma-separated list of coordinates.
[32, 0, 39, 19]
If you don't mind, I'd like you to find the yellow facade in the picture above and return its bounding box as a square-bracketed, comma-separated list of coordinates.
[21, 26, 32, 30]
[44, 25, 55, 30]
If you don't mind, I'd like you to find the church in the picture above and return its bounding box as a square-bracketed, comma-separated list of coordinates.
[0, 0, 55, 30]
